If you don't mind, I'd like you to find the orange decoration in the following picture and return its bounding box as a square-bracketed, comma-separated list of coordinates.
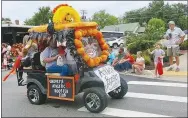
[83, 53, 90, 62]
[96, 31, 103, 39]
[81, 29, 87, 37]
[92, 29, 98, 36]
[98, 38, 105, 45]
[102, 50, 110, 56]
[101, 44, 109, 50]
[75, 30, 82, 39]
[74, 39, 83, 48]
[77, 48, 85, 55]
[74, 28, 109, 67]
[87, 28, 93, 36]
[93, 57, 101, 65]
[100, 55, 108, 62]
[87, 59, 95, 67]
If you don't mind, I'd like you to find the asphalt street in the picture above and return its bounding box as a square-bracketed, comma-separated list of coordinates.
[1, 70, 187, 117]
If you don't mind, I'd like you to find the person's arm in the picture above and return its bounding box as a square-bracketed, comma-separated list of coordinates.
[179, 29, 185, 43]
[160, 49, 165, 58]
[112, 58, 118, 66]
[164, 30, 169, 40]
[43, 55, 58, 63]
[148, 49, 154, 55]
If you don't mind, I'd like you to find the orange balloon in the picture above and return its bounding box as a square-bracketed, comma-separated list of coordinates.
[87, 59, 95, 67]
[87, 28, 93, 36]
[101, 44, 109, 50]
[96, 31, 103, 39]
[75, 30, 82, 39]
[92, 29, 98, 36]
[98, 38, 105, 45]
[83, 53, 90, 62]
[102, 50, 110, 56]
[77, 48, 85, 55]
[74, 39, 83, 48]
[93, 57, 101, 65]
[81, 29, 87, 37]
[100, 55, 108, 62]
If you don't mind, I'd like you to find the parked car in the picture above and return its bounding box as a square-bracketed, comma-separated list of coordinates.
[105, 37, 125, 48]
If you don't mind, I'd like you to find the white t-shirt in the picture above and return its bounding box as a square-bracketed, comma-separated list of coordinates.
[136, 57, 145, 68]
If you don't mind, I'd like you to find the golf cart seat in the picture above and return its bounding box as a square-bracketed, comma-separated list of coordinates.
[31, 52, 46, 71]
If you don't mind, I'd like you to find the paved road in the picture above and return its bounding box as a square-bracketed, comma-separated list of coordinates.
[2, 70, 187, 117]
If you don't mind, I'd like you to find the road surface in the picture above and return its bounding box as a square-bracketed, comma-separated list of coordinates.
[2, 70, 187, 117]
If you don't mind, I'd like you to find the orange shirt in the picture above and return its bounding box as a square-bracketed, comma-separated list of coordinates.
[124, 55, 135, 64]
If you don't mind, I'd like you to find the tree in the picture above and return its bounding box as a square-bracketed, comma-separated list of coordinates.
[24, 6, 53, 25]
[147, 18, 166, 40]
[2, 17, 11, 21]
[178, 15, 188, 30]
[122, 0, 188, 29]
[91, 10, 118, 29]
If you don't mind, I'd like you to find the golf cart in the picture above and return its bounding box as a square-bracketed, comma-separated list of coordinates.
[12, 4, 128, 113]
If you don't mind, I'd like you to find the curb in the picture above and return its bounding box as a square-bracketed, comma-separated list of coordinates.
[151, 70, 187, 77]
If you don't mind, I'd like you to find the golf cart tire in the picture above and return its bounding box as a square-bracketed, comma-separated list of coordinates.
[113, 43, 118, 49]
[83, 87, 108, 113]
[108, 78, 128, 99]
[27, 84, 47, 105]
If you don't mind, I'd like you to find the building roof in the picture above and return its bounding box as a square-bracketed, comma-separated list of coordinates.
[101, 22, 141, 33]
[2, 24, 35, 28]
[136, 27, 146, 33]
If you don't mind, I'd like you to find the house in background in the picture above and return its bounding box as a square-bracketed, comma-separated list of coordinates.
[101, 22, 145, 36]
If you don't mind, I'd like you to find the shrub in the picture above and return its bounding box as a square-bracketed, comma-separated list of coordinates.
[180, 40, 188, 50]
[127, 40, 155, 54]
[143, 54, 151, 65]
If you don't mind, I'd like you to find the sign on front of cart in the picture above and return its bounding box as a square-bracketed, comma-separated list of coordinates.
[47, 76, 75, 101]
[94, 65, 121, 93]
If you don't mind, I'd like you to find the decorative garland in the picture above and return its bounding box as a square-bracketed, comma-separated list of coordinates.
[74, 28, 109, 67]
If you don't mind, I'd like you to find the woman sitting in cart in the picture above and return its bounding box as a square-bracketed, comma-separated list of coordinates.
[40, 38, 73, 76]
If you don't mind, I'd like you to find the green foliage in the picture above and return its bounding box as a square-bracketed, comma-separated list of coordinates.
[143, 54, 151, 65]
[122, 0, 187, 30]
[147, 18, 166, 35]
[127, 39, 155, 54]
[24, 6, 53, 25]
[91, 10, 118, 29]
[2, 17, 11, 21]
[180, 40, 188, 50]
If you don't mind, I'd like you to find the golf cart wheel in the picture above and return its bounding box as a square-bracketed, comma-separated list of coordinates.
[83, 87, 108, 113]
[113, 43, 118, 49]
[108, 78, 128, 99]
[27, 84, 46, 105]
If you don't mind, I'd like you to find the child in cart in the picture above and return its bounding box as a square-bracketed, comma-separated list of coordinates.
[148, 43, 165, 78]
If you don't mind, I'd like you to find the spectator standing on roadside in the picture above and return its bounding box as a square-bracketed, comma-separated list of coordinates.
[148, 43, 165, 78]
[164, 21, 185, 72]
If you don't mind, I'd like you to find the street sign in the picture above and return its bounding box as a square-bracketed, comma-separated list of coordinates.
[47, 75, 75, 101]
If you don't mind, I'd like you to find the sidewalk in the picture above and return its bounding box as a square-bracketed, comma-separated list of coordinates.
[121, 52, 187, 82]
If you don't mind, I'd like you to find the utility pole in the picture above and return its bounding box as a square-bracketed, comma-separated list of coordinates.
[80, 10, 87, 21]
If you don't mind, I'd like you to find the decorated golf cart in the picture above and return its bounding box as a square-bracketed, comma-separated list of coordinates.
[3, 4, 128, 113]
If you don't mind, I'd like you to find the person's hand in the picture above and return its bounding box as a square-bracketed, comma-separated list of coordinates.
[54, 55, 60, 60]
[160, 56, 164, 59]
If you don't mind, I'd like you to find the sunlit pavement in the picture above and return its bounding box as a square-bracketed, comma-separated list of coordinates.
[2, 70, 187, 117]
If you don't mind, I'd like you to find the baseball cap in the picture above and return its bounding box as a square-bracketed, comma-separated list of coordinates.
[168, 21, 175, 25]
